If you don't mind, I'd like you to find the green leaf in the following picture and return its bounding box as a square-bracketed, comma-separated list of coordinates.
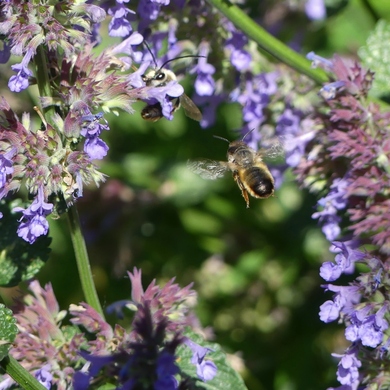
[358, 19, 390, 98]
[0, 304, 18, 360]
[177, 329, 248, 390]
[0, 200, 51, 287]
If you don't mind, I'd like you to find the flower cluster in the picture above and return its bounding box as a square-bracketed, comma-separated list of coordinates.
[293, 53, 390, 388]
[0, 0, 190, 243]
[0, 268, 217, 389]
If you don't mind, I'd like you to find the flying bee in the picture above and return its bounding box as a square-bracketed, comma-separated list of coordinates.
[141, 53, 204, 122]
[187, 133, 284, 208]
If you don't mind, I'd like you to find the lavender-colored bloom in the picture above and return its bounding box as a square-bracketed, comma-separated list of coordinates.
[108, 5, 135, 37]
[225, 30, 251, 71]
[276, 110, 316, 168]
[230, 49, 251, 71]
[80, 112, 110, 160]
[320, 81, 346, 100]
[111, 32, 144, 66]
[320, 284, 361, 323]
[13, 187, 53, 244]
[312, 176, 349, 241]
[345, 305, 388, 348]
[320, 241, 364, 281]
[331, 241, 364, 269]
[154, 351, 179, 390]
[128, 61, 151, 88]
[306, 51, 333, 69]
[319, 300, 341, 323]
[373, 268, 382, 291]
[84, 137, 109, 160]
[276, 108, 301, 136]
[235, 72, 278, 130]
[320, 261, 343, 282]
[0, 377, 13, 390]
[35, 365, 53, 389]
[191, 43, 215, 96]
[0, 148, 15, 189]
[184, 338, 217, 382]
[8, 50, 34, 92]
[137, 0, 161, 31]
[332, 348, 362, 387]
[74, 171, 84, 199]
[305, 0, 326, 20]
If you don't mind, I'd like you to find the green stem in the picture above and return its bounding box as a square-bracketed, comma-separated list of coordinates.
[34, 46, 55, 116]
[206, 0, 329, 84]
[67, 205, 104, 318]
[0, 356, 47, 390]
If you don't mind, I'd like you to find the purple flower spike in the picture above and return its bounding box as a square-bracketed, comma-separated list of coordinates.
[13, 187, 53, 244]
[184, 338, 217, 382]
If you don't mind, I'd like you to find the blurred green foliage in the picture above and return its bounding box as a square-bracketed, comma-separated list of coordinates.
[0, 0, 387, 388]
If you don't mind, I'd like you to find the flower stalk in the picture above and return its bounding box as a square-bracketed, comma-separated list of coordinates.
[67, 204, 104, 318]
[205, 0, 329, 84]
[0, 356, 47, 390]
[34, 45, 55, 118]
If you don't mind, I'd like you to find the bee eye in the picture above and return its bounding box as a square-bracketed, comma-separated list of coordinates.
[155, 72, 165, 81]
[141, 75, 147, 81]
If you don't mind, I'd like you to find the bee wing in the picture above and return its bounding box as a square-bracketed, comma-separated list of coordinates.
[259, 138, 285, 160]
[180, 93, 202, 122]
[187, 159, 229, 180]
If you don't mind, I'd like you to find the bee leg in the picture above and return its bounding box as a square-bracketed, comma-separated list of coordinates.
[233, 172, 250, 208]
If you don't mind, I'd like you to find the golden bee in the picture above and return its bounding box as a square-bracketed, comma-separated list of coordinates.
[187, 134, 283, 208]
[141, 56, 203, 122]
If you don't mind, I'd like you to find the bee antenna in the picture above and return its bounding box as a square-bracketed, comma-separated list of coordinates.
[213, 135, 230, 143]
[242, 128, 256, 141]
[143, 41, 158, 68]
[158, 55, 206, 72]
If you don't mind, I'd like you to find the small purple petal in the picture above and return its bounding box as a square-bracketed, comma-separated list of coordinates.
[319, 300, 340, 322]
[305, 0, 326, 20]
[84, 137, 109, 160]
[197, 360, 217, 382]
